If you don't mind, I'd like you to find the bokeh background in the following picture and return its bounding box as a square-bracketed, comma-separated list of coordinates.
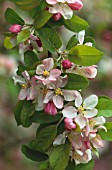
[0, 0, 112, 169]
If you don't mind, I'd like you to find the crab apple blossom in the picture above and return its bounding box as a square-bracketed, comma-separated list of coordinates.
[48, 3, 73, 20]
[35, 58, 61, 85]
[43, 75, 82, 109]
[62, 59, 72, 69]
[44, 101, 57, 116]
[66, 64, 97, 79]
[19, 34, 43, 54]
[13, 70, 37, 100]
[62, 95, 98, 129]
[68, 0, 83, 11]
[9, 24, 22, 33]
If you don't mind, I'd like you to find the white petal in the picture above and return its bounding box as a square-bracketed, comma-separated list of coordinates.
[63, 90, 76, 101]
[77, 30, 85, 45]
[13, 75, 26, 85]
[43, 91, 54, 103]
[22, 70, 30, 81]
[83, 95, 98, 110]
[62, 106, 77, 118]
[53, 133, 66, 146]
[85, 108, 98, 118]
[36, 64, 45, 75]
[53, 95, 63, 109]
[75, 114, 87, 129]
[93, 116, 105, 125]
[75, 92, 82, 107]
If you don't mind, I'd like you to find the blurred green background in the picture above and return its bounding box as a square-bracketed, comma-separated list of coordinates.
[0, 0, 112, 169]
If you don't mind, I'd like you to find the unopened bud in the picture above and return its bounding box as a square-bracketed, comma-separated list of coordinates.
[62, 60, 72, 69]
[44, 101, 57, 116]
[64, 118, 76, 130]
[9, 24, 22, 33]
[68, 0, 83, 11]
[53, 13, 62, 21]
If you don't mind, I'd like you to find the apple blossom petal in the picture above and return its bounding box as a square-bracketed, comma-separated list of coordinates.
[22, 70, 30, 81]
[46, 0, 57, 4]
[35, 93, 45, 111]
[62, 90, 76, 101]
[91, 135, 104, 149]
[84, 108, 98, 118]
[18, 88, 28, 100]
[59, 75, 68, 88]
[50, 69, 61, 78]
[53, 95, 64, 109]
[36, 64, 45, 75]
[75, 114, 87, 129]
[75, 92, 83, 107]
[83, 95, 98, 110]
[43, 58, 54, 71]
[93, 116, 105, 126]
[62, 106, 77, 118]
[77, 30, 85, 45]
[43, 91, 54, 103]
[28, 87, 37, 100]
[35, 75, 45, 82]
[13, 75, 26, 85]
[85, 42, 93, 47]
[53, 133, 66, 146]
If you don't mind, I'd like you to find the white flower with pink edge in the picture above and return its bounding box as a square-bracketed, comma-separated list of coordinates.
[35, 58, 61, 85]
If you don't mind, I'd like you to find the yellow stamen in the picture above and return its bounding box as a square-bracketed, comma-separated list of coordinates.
[78, 106, 84, 113]
[89, 120, 96, 127]
[55, 88, 63, 96]
[42, 89, 48, 95]
[43, 70, 50, 77]
[21, 84, 28, 89]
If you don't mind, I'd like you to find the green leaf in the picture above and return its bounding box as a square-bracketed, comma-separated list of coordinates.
[104, 122, 112, 129]
[34, 10, 53, 29]
[30, 111, 62, 124]
[50, 140, 71, 170]
[5, 8, 25, 25]
[31, 125, 57, 152]
[98, 130, 112, 141]
[16, 64, 26, 76]
[96, 96, 112, 117]
[61, 15, 89, 33]
[24, 50, 39, 67]
[84, 37, 96, 48]
[21, 145, 48, 162]
[14, 100, 23, 126]
[14, 0, 42, 11]
[39, 162, 49, 170]
[68, 45, 103, 66]
[37, 27, 62, 53]
[4, 37, 15, 49]
[17, 29, 30, 44]
[63, 73, 89, 90]
[76, 160, 95, 170]
[66, 35, 78, 50]
[20, 101, 35, 127]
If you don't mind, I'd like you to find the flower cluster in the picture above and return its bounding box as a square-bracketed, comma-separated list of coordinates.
[46, 0, 83, 20]
[54, 94, 106, 164]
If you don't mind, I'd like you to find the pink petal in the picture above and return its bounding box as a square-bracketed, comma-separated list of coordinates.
[53, 95, 63, 109]
[43, 58, 54, 71]
[18, 88, 27, 100]
[50, 69, 61, 78]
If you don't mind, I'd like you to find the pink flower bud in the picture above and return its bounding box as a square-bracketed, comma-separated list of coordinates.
[9, 24, 22, 33]
[64, 118, 76, 130]
[83, 65, 97, 79]
[44, 101, 57, 116]
[84, 141, 91, 149]
[52, 13, 62, 21]
[68, 0, 83, 11]
[62, 60, 72, 69]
